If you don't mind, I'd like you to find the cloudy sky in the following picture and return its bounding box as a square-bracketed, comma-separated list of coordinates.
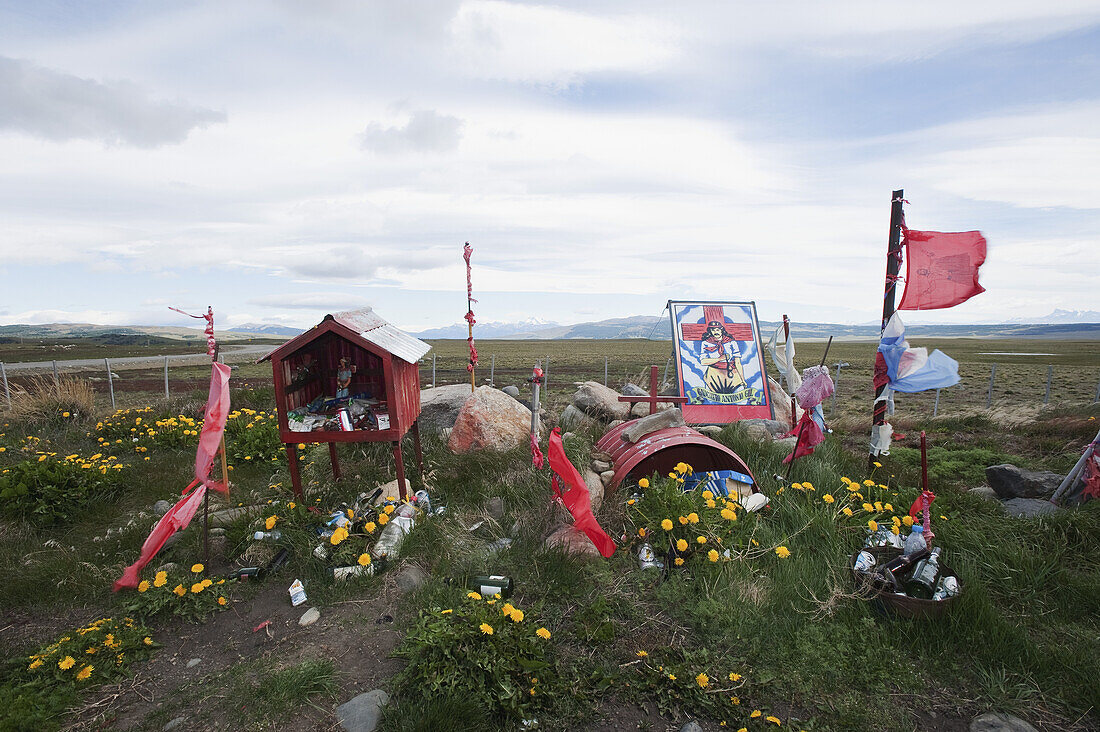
[2, 1, 1098, 332]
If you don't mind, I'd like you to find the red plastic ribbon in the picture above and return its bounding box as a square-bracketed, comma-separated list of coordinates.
[548, 428, 615, 558]
[170, 305, 217, 360]
[463, 243, 478, 372]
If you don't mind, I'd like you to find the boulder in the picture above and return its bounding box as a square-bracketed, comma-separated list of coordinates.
[336, 689, 390, 732]
[968, 486, 999, 502]
[621, 383, 649, 397]
[1001, 498, 1060, 518]
[420, 384, 482, 434]
[447, 386, 532, 454]
[741, 418, 790, 437]
[985, 464, 1062, 500]
[630, 402, 650, 419]
[622, 409, 685, 443]
[970, 712, 1039, 732]
[544, 525, 602, 559]
[395, 565, 428, 594]
[606, 420, 625, 432]
[767, 377, 802, 428]
[696, 425, 722, 436]
[582, 469, 605, 513]
[599, 470, 615, 487]
[208, 506, 259, 528]
[742, 423, 774, 443]
[572, 381, 630, 422]
[591, 459, 611, 473]
[502, 385, 521, 398]
[559, 404, 597, 432]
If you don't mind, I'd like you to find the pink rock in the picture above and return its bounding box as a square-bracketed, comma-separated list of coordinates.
[447, 386, 532, 454]
[768, 376, 803, 428]
[544, 525, 602, 559]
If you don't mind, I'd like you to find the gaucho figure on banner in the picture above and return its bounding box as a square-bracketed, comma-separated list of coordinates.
[670, 301, 774, 424]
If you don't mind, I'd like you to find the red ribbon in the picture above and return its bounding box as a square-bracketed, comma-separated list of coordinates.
[463, 243, 478, 371]
[170, 305, 217, 360]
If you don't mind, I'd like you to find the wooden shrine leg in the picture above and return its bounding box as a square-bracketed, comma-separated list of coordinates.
[393, 439, 407, 500]
[411, 421, 425, 478]
[286, 444, 303, 498]
[329, 442, 341, 482]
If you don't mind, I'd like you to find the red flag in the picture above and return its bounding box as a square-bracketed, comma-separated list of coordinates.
[114, 481, 206, 590]
[781, 412, 824, 464]
[196, 362, 232, 493]
[898, 230, 986, 310]
[548, 428, 616, 558]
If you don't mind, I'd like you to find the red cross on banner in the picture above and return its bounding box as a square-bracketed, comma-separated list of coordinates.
[680, 305, 754, 342]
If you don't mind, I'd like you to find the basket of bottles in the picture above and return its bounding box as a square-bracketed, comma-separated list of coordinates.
[849, 543, 962, 620]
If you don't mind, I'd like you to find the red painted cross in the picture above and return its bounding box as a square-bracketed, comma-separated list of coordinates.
[618, 365, 688, 415]
[679, 305, 754, 343]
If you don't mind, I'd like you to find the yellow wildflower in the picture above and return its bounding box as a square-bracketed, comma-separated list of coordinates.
[695, 672, 709, 688]
[767, 716, 781, 725]
[638, 478, 649, 489]
[365, 521, 376, 533]
[697, 536, 707, 544]
[862, 502, 874, 512]
[143, 637, 153, 646]
[661, 519, 673, 531]
[509, 609, 524, 622]
[59, 656, 76, 670]
[467, 591, 482, 600]
[173, 585, 186, 596]
[28, 659, 43, 670]
[676, 539, 688, 551]
[479, 623, 494, 635]
[868, 520, 878, 532]
[687, 512, 699, 524]
[775, 546, 791, 559]
[218, 597, 228, 606]
[822, 494, 834, 504]
[728, 672, 742, 681]
[358, 553, 371, 566]
[536, 627, 551, 639]
[903, 515, 914, 526]
[668, 673, 677, 681]
[707, 549, 719, 562]
[674, 557, 685, 566]
[378, 513, 389, 526]
[191, 563, 204, 574]
[329, 526, 349, 545]
[842, 507, 853, 517]
[441, 609, 452, 614]
[751, 710, 762, 718]
[636, 650, 648, 657]
[678, 515, 689, 525]
[138, 580, 150, 593]
[265, 515, 277, 530]
[76, 665, 93, 681]
[191, 583, 204, 594]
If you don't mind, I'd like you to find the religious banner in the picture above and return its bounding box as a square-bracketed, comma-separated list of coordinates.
[668, 301, 774, 424]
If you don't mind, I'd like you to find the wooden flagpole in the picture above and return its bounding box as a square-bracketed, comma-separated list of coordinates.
[869, 190, 905, 470]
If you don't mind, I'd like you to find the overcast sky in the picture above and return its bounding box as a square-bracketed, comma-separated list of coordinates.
[2, 1, 1098, 332]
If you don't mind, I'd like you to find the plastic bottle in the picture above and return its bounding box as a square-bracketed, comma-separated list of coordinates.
[902, 525, 927, 557]
[371, 503, 416, 562]
[253, 530, 283, 542]
[903, 546, 942, 599]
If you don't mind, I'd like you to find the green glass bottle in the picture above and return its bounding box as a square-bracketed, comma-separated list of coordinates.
[903, 547, 942, 599]
[467, 575, 514, 599]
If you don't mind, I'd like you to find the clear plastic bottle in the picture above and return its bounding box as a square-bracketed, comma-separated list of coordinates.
[253, 530, 283, 542]
[372, 503, 416, 562]
[902, 525, 927, 557]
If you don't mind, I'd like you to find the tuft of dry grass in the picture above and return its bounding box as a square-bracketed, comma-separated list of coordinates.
[7, 374, 96, 424]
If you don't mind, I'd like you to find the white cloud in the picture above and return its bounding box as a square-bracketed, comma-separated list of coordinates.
[0, 56, 225, 147]
[361, 110, 464, 154]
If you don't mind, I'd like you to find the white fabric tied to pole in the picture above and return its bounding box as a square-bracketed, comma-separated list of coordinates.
[767, 324, 801, 394]
[870, 423, 893, 456]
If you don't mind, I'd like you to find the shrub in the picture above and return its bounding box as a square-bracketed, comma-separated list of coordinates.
[0, 452, 126, 525]
[391, 592, 554, 722]
[122, 563, 233, 622]
[7, 375, 94, 426]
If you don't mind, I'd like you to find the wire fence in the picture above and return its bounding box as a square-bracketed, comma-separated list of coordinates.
[2, 350, 1098, 418]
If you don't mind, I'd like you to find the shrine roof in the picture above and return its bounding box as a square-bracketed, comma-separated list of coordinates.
[259, 307, 431, 364]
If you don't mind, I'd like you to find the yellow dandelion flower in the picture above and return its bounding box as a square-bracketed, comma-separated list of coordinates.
[707, 549, 719, 562]
[661, 519, 673, 531]
[863, 479, 875, 487]
[329, 526, 349, 545]
[775, 546, 791, 559]
[441, 609, 453, 615]
[695, 672, 709, 688]
[358, 553, 371, 566]
[191, 583, 204, 593]
[706, 499, 716, 508]
[217, 597, 227, 606]
[479, 623, 494, 635]
[378, 513, 389, 525]
[868, 520, 878, 532]
[842, 507, 853, 517]
[637, 528, 646, 538]
[674, 557, 685, 566]
[467, 591, 482, 600]
[536, 627, 551, 639]
[191, 563, 204, 574]
[668, 673, 677, 681]
[687, 512, 699, 524]
[697, 536, 707, 544]
[728, 672, 742, 681]
[903, 515, 914, 527]
[636, 650, 648, 658]
[138, 580, 150, 593]
[862, 502, 874, 512]
[822, 494, 835, 504]
[59, 656, 76, 670]
[751, 710, 762, 718]
[265, 515, 277, 530]
[721, 508, 736, 521]
[365, 521, 376, 533]
[28, 659, 43, 670]
[678, 515, 689, 525]
[676, 539, 688, 551]
[143, 637, 153, 646]
[509, 609, 524, 622]
[766, 716, 781, 725]
[76, 665, 93, 681]
[638, 478, 649, 488]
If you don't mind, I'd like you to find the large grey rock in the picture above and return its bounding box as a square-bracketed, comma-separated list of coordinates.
[544, 525, 602, 559]
[630, 401, 650, 419]
[395, 565, 428, 594]
[420, 384, 480, 434]
[621, 383, 649, 397]
[740, 418, 790, 437]
[742, 423, 774, 443]
[591, 459, 611, 473]
[208, 506, 258, 528]
[447, 386, 532, 454]
[572, 381, 630, 422]
[622, 409, 685, 443]
[559, 404, 597, 431]
[1001, 498, 1060, 518]
[582, 469, 605, 513]
[970, 712, 1039, 732]
[968, 486, 999, 502]
[502, 385, 521, 398]
[336, 689, 390, 732]
[599, 470, 615, 487]
[986, 464, 1062, 500]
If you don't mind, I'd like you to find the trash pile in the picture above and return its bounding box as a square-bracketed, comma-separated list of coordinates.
[286, 395, 390, 432]
[853, 525, 960, 602]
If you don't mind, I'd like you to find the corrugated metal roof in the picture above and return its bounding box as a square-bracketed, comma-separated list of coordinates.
[332, 308, 431, 364]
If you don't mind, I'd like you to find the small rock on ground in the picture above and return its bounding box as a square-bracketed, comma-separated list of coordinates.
[299, 607, 321, 626]
[696, 425, 722, 436]
[163, 718, 187, 731]
[395, 565, 427, 594]
[970, 711, 1039, 732]
[1001, 498, 1060, 518]
[968, 486, 999, 501]
[153, 500, 172, 516]
[502, 385, 520, 398]
[186, 658, 201, 669]
[680, 722, 704, 732]
[337, 689, 390, 732]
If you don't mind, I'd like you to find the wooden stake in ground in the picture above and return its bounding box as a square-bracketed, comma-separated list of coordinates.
[463, 242, 478, 393]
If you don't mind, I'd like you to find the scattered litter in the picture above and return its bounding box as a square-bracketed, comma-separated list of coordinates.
[288, 578, 307, 606]
[252, 620, 271, 633]
[299, 607, 320, 626]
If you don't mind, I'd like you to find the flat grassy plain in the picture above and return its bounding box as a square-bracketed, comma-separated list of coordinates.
[0, 337, 1097, 731]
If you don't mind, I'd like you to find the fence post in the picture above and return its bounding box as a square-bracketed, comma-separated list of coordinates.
[987, 363, 996, 409]
[933, 389, 940, 417]
[105, 358, 116, 410]
[164, 356, 170, 400]
[52, 360, 60, 391]
[0, 362, 10, 409]
[544, 358, 550, 393]
[490, 354, 495, 387]
[604, 356, 608, 387]
[831, 364, 842, 414]
[1094, 371, 1100, 404]
[1044, 365, 1053, 406]
[432, 353, 436, 387]
[662, 356, 672, 391]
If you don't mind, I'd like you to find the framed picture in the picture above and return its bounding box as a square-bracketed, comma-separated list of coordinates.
[668, 301, 774, 424]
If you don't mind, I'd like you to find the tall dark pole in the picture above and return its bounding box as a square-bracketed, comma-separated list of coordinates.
[869, 190, 905, 470]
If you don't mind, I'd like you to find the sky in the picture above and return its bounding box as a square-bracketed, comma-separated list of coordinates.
[1, 1, 1099, 333]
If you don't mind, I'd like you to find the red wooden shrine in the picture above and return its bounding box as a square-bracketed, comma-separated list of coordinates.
[259, 308, 431, 499]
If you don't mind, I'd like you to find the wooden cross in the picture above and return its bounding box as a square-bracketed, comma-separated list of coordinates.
[619, 365, 688, 416]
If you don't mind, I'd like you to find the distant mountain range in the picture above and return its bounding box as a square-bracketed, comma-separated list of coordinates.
[2, 310, 1098, 343]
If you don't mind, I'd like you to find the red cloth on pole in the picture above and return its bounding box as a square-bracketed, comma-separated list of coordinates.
[114, 481, 205, 590]
[548, 428, 616, 558]
[898, 230, 986, 310]
[781, 412, 824, 464]
[196, 362, 232, 493]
